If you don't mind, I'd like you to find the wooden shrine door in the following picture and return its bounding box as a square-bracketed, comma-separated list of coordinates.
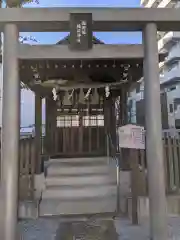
[52, 110, 106, 158]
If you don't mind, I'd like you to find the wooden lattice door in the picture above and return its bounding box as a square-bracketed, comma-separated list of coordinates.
[54, 109, 106, 157]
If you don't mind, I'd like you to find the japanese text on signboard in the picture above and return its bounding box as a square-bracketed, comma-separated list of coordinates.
[118, 124, 145, 149]
[76, 20, 87, 43]
[70, 13, 93, 50]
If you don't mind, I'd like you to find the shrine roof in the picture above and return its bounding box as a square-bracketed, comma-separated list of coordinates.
[19, 35, 166, 97]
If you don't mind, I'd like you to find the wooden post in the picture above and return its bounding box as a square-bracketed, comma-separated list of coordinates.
[131, 149, 139, 225]
[79, 109, 83, 154]
[45, 98, 57, 156]
[119, 86, 131, 170]
[119, 86, 128, 126]
[35, 94, 42, 174]
[45, 98, 51, 155]
[110, 98, 116, 149]
[45, 98, 49, 154]
[51, 101, 57, 155]
[104, 98, 110, 158]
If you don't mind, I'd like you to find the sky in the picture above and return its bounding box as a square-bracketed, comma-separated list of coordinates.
[21, 0, 141, 127]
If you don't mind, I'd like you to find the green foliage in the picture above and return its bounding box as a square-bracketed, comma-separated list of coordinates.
[3, 0, 39, 7]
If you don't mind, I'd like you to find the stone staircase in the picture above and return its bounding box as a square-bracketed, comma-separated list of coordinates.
[39, 157, 117, 217]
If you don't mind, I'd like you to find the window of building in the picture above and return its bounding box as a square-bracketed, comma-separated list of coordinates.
[170, 42, 179, 51]
[166, 61, 179, 72]
[83, 115, 104, 126]
[169, 104, 173, 113]
[174, 103, 178, 111]
[159, 68, 164, 77]
[57, 115, 79, 127]
[167, 86, 177, 92]
[57, 114, 104, 127]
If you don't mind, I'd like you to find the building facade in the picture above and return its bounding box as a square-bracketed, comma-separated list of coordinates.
[129, 0, 180, 129]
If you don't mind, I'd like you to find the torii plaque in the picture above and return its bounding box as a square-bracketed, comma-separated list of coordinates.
[69, 13, 93, 50]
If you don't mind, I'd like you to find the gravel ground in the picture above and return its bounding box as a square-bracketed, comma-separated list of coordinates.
[18, 216, 180, 240]
[18, 218, 59, 240]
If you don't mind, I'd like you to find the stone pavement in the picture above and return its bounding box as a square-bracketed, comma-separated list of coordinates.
[115, 217, 180, 240]
[18, 218, 59, 240]
[18, 216, 180, 239]
[55, 219, 118, 240]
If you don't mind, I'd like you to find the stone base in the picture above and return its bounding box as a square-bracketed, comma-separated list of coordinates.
[34, 173, 45, 199]
[18, 173, 44, 219]
[127, 195, 180, 224]
[118, 171, 131, 215]
[18, 201, 39, 219]
[40, 197, 117, 217]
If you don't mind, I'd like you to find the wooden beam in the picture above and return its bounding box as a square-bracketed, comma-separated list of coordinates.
[0, 8, 180, 31]
[18, 44, 144, 60]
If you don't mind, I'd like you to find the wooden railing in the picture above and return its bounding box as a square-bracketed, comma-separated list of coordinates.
[19, 137, 36, 200]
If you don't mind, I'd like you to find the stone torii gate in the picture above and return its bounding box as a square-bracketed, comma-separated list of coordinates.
[1, 7, 180, 240]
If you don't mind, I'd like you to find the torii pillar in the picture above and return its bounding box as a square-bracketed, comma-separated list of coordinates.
[143, 23, 168, 240]
[1, 24, 20, 240]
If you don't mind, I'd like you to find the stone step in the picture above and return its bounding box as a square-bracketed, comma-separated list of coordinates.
[49, 157, 109, 164]
[45, 175, 116, 187]
[39, 196, 117, 216]
[47, 165, 111, 176]
[42, 185, 117, 199]
[47, 160, 107, 168]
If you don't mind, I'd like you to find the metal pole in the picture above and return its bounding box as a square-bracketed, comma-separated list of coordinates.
[143, 23, 168, 240]
[1, 24, 20, 240]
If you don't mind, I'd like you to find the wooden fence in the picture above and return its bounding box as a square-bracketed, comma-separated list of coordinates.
[0, 137, 36, 200]
[137, 130, 180, 196]
[18, 129, 180, 200]
[1, 129, 180, 201]
[19, 137, 36, 200]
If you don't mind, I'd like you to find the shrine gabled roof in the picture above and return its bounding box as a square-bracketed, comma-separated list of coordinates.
[56, 34, 104, 45]
[18, 35, 166, 97]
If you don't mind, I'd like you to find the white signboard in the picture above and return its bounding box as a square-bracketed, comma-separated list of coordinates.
[118, 124, 145, 149]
